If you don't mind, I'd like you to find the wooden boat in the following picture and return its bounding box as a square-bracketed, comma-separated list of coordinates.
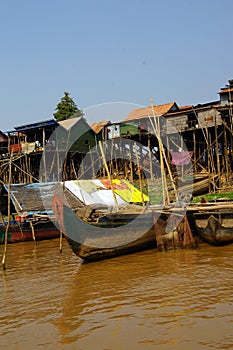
[52, 194, 196, 262]
[188, 202, 233, 245]
[0, 216, 60, 244]
[169, 174, 218, 202]
[0, 182, 63, 244]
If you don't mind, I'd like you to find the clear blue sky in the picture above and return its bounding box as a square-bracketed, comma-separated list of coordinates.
[1, 0, 233, 131]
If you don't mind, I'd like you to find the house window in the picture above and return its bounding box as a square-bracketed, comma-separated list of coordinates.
[187, 112, 198, 129]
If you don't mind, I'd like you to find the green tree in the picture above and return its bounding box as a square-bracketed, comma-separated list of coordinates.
[53, 92, 83, 121]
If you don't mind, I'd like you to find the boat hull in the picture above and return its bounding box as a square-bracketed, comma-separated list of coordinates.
[52, 189, 196, 262]
[0, 221, 60, 244]
[61, 204, 158, 262]
[66, 228, 156, 262]
[194, 212, 233, 245]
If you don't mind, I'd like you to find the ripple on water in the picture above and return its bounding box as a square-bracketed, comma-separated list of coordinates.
[0, 240, 233, 349]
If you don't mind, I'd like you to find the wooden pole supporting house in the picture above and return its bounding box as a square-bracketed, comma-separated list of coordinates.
[2, 140, 12, 270]
[119, 138, 127, 178]
[148, 136, 153, 180]
[28, 156, 32, 183]
[180, 137, 184, 179]
[151, 116, 167, 204]
[149, 114, 178, 203]
[71, 158, 78, 179]
[193, 130, 197, 173]
[208, 128, 215, 175]
[208, 127, 219, 191]
[165, 134, 171, 169]
[134, 142, 145, 206]
[88, 146, 95, 179]
[115, 144, 119, 176]
[99, 141, 119, 211]
[204, 127, 212, 192]
[110, 139, 115, 177]
[223, 126, 229, 182]
[214, 116, 221, 191]
[129, 142, 134, 182]
[42, 127, 47, 182]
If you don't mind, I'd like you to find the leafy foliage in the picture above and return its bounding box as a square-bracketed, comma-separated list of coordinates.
[191, 191, 233, 203]
[53, 92, 83, 121]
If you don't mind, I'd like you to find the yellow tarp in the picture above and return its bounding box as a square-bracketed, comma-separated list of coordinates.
[100, 179, 149, 203]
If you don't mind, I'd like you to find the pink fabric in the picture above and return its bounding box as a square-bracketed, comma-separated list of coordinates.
[170, 151, 193, 166]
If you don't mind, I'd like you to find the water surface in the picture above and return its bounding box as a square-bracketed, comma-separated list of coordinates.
[0, 239, 233, 349]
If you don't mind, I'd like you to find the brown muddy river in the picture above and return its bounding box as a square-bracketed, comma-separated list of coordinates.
[0, 239, 233, 350]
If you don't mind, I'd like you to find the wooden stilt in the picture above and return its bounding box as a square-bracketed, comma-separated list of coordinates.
[182, 215, 197, 249]
[149, 115, 177, 202]
[193, 130, 197, 173]
[42, 127, 47, 182]
[134, 142, 145, 206]
[99, 141, 119, 211]
[129, 142, 134, 182]
[59, 231, 63, 253]
[215, 116, 221, 191]
[148, 136, 153, 180]
[223, 126, 229, 182]
[2, 143, 12, 270]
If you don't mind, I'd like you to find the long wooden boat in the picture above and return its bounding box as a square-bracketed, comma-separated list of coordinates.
[0, 216, 60, 244]
[174, 176, 212, 197]
[188, 202, 233, 245]
[52, 194, 196, 262]
[0, 182, 65, 244]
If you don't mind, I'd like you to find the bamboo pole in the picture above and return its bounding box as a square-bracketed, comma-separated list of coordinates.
[89, 146, 95, 179]
[134, 142, 145, 206]
[193, 130, 197, 173]
[214, 116, 221, 191]
[223, 126, 229, 182]
[149, 115, 177, 202]
[114, 142, 119, 177]
[59, 231, 63, 253]
[71, 158, 78, 179]
[149, 114, 166, 204]
[205, 128, 212, 192]
[129, 142, 134, 183]
[30, 221, 36, 243]
[98, 141, 119, 211]
[148, 136, 153, 180]
[2, 144, 12, 270]
[110, 139, 114, 177]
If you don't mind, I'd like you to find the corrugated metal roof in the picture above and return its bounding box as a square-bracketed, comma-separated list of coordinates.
[14, 119, 57, 132]
[90, 120, 111, 134]
[6, 182, 58, 213]
[5, 182, 83, 214]
[124, 102, 178, 121]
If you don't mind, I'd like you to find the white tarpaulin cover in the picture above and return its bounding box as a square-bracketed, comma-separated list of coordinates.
[65, 180, 126, 206]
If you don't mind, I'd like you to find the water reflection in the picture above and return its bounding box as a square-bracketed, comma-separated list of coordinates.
[1, 240, 233, 349]
[55, 244, 233, 349]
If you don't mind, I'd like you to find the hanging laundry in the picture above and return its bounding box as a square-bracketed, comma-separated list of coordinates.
[170, 151, 193, 166]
